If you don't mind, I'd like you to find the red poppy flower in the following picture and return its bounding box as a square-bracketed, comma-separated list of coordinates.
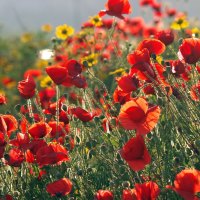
[39, 88, 56, 108]
[102, 19, 115, 29]
[0, 94, 7, 105]
[152, 1, 161, 11]
[94, 190, 114, 200]
[46, 178, 72, 197]
[25, 149, 35, 163]
[102, 117, 118, 133]
[82, 21, 94, 29]
[139, 0, 155, 6]
[156, 29, 174, 46]
[166, 8, 177, 17]
[179, 38, 200, 64]
[65, 59, 82, 77]
[46, 65, 67, 85]
[24, 69, 42, 79]
[6, 148, 24, 167]
[137, 39, 166, 55]
[47, 97, 65, 115]
[18, 75, 36, 99]
[127, 48, 150, 69]
[70, 107, 95, 122]
[166, 169, 200, 200]
[190, 82, 200, 101]
[28, 122, 52, 139]
[2, 77, 15, 87]
[9, 132, 30, 150]
[113, 87, 131, 105]
[36, 143, 69, 167]
[59, 110, 69, 124]
[143, 84, 155, 95]
[122, 189, 137, 200]
[127, 17, 144, 36]
[27, 139, 47, 155]
[116, 74, 139, 93]
[118, 98, 161, 135]
[61, 75, 74, 88]
[127, 49, 159, 81]
[0, 115, 18, 138]
[120, 135, 151, 171]
[135, 181, 160, 200]
[99, 0, 132, 19]
[142, 26, 158, 38]
[130, 64, 157, 81]
[0, 132, 6, 158]
[19, 117, 30, 134]
[196, 66, 200, 74]
[171, 60, 186, 76]
[38, 170, 47, 180]
[72, 75, 88, 88]
[0, 194, 13, 200]
[48, 121, 69, 138]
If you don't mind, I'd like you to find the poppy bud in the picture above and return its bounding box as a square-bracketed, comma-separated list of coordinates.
[94, 190, 114, 200]
[0, 94, 6, 105]
[14, 104, 21, 112]
[51, 37, 57, 43]
[122, 181, 130, 188]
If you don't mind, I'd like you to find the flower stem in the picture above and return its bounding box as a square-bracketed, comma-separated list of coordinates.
[27, 99, 35, 123]
[56, 85, 60, 138]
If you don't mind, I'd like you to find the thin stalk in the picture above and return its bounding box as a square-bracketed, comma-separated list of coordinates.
[27, 99, 35, 123]
[55, 85, 60, 138]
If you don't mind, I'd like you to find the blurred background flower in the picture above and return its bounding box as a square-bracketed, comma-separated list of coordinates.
[0, 0, 199, 35]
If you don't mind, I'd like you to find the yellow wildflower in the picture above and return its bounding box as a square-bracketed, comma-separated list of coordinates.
[109, 68, 126, 75]
[0, 90, 5, 95]
[5, 81, 16, 89]
[156, 55, 163, 65]
[0, 57, 7, 66]
[171, 17, 189, 30]
[55, 24, 74, 40]
[4, 64, 13, 72]
[20, 32, 33, 43]
[81, 53, 98, 67]
[36, 59, 48, 68]
[40, 76, 53, 88]
[89, 15, 103, 27]
[41, 24, 52, 32]
[192, 27, 200, 37]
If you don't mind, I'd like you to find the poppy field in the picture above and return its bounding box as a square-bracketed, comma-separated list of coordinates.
[0, 0, 200, 199]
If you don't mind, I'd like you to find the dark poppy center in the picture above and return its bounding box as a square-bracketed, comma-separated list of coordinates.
[126, 106, 146, 122]
[55, 192, 63, 197]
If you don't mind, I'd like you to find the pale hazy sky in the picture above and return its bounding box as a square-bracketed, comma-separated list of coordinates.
[0, 0, 199, 35]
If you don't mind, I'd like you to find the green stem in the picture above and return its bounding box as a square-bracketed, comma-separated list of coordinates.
[56, 85, 60, 138]
[27, 99, 35, 123]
